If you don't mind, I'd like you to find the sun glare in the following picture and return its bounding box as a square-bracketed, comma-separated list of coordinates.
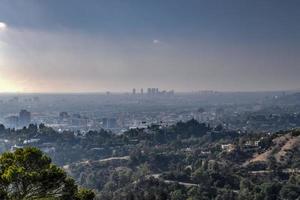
[0, 78, 22, 93]
[0, 22, 7, 31]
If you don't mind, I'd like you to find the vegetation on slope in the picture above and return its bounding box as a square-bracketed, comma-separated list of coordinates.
[0, 147, 95, 200]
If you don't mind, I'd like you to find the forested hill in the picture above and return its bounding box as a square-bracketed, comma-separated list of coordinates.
[0, 121, 299, 199]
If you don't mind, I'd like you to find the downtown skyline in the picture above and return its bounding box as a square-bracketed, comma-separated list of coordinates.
[0, 0, 300, 93]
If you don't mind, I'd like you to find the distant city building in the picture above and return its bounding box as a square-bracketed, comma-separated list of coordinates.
[151, 88, 156, 94]
[221, 144, 236, 152]
[11, 144, 24, 152]
[33, 96, 40, 102]
[102, 118, 117, 129]
[4, 116, 19, 128]
[59, 112, 69, 121]
[145, 88, 174, 96]
[140, 88, 144, 95]
[132, 88, 136, 95]
[19, 110, 31, 127]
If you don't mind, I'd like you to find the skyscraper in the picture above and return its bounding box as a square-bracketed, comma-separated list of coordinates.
[19, 110, 31, 127]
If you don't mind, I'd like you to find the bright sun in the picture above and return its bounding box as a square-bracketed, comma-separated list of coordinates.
[0, 84, 21, 93]
[0, 77, 22, 93]
[0, 22, 7, 31]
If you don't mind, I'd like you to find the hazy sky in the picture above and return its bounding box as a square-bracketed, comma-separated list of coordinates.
[0, 0, 299, 92]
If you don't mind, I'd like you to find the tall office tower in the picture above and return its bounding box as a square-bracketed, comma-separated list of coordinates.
[19, 110, 31, 127]
[151, 88, 156, 95]
[132, 88, 136, 95]
[102, 118, 117, 129]
[140, 88, 143, 95]
[4, 116, 19, 128]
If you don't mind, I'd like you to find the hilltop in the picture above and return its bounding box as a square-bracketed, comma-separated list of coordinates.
[0, 121, 299, 199]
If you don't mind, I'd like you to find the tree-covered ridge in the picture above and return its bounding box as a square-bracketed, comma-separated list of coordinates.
[0, 147, 95, 200]
[68, 135, 300, 200]
[0, 120, 213, 166]
[64, 121, 300, 199]
[0, 120, 299, 199]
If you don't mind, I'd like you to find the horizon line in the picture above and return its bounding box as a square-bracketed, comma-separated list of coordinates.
[0, 88, 299, 95]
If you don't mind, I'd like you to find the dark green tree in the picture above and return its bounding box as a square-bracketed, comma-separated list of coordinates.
[0, 147, 94, 200]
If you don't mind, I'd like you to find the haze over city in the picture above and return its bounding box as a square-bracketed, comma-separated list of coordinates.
[0, 0, 299, 93]
[1, 1, 300, 200]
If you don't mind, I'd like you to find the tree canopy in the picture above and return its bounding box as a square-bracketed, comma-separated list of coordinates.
[0, 147, 94, 200]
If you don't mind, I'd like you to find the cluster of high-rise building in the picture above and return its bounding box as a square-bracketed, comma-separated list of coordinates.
[132, 88, 174, 96]
[53, 113, 119, 131]
[4, 110, 31, 128]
